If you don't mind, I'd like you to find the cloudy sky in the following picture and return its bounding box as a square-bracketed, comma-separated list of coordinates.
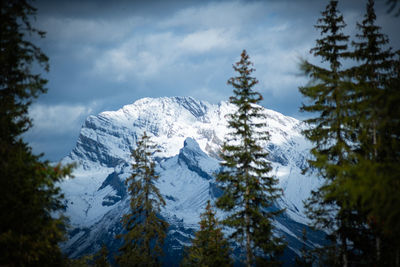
[24, 0, 400, 161]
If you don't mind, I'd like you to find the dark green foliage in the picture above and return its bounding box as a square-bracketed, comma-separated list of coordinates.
[65, 244, 110, 267]
[0, 0, 49, 141]
[299, 0, 353, 179]
[299, 1, 359, 265]
[93, 244, 111, 267]
[350, 0, 395, 161]
[67, 255, 94, 267]
[182, 200, 232, 267]
[300, 0, 400, 266]
[216, 50, 285, 267]
[295, 228, 313, 267]
[0, 152, 73, 266]
[117, 132, 169, 267]
[0, 0, 73, 265]
[341, 0, 400, 264]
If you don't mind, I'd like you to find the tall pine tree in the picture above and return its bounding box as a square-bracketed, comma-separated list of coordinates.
[298, 1, 358, 265]
[343, 0, 400, 264]
[182, 200, 232, 267]
[216, 50, 285, 267]
[350, 0, 395, 163]
[0, 0, 73, 265]
[117, 132, 169, 267]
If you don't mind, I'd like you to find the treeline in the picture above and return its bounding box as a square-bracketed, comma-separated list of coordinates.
[1, 0, 399, 266]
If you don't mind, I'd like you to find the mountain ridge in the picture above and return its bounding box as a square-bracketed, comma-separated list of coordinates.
[60, 96, 323, 265]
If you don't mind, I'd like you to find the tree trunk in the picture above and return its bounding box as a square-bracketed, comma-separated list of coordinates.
[246, 224, 251, 267]
[376, 235, 381, 263]
[372, 121, 381, 264]
[245, 186, 252, 267]
[244, 135, 252, 267]
[373, 120, 378, 158]
[342, 236, 348, 267]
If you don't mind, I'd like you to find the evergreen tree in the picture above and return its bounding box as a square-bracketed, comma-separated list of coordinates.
[93, 244, 111, 267]
[0, 0, 73, 265]
[299, 0, 352, 178]
[298, 1, 358, 265]
[182, 200, 232, 267]
[294, 229, 313, 267]
[67, 255, 94, 267]
[216, 50, 285, 267]
[300, 0, 400, 265]
[66, 245, 110, 267]
[350, 0, 395, 162]
[117, 132, 169, 267]
[343, 0, 400, 264]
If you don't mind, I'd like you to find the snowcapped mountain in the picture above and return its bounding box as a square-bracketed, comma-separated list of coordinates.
[60, 96, 324, 265]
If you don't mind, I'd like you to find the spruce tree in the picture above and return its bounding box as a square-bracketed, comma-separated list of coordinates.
[182, 200, 232, 267]
[117, 132, 169, 267]
[216, 50, 285, 267]
[344, 0, 400, 264]
[298, 1, 357, 265]
[299, 0, 352, 178]
[0, 0, 73, 265]
[383, 51, 400, 265]
[350, 0, 395, 162]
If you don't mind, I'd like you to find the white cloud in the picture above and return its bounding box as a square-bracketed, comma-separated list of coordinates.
[28, 103, 95, 135]
[179, 28, 234, 52]
[252, 47, 308, 97]
[91, 32, 181, 81]
[41, 0, 310, 90]
[90, 25, 241, 82]
[161, 1, 266, 30]
[87, 1, 271, 83]
[39, 16, 143, 44]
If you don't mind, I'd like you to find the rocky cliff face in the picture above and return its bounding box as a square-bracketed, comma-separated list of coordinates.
[60, 96, 324, 266]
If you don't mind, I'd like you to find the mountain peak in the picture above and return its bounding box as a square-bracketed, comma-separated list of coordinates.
[61, 96, 324, 264]
[69, 96, 307, 168]
[122, 96, 210, 118]
[183, 137, 201, 150]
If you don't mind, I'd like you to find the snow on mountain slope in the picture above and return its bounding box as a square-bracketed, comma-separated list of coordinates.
[60, 96, 323, 264]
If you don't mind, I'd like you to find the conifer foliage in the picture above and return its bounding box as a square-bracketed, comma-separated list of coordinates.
[299, 0, 352, 180]
[344, 0, 400, 264]
[117, 132, 169, 267]
[350, 0, 395, 162]
[298, 1, 356, 265]
[300, 0, 400, 265]
[182, 200, 232, 267]
[93, 244, 111, 267]
[216, 50, 285, 266]
[0, 0, 73, 265]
